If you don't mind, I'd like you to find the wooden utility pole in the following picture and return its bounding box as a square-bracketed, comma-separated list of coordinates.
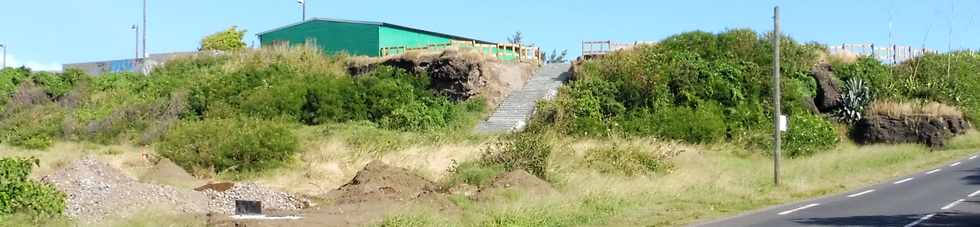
[772, 6, 782, 186]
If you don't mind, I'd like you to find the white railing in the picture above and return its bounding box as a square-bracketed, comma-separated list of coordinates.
[827, 44, 936, 64]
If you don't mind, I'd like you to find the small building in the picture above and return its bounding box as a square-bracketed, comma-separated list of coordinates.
[257, 18, 539, 62]
[63, 52, 196, 75]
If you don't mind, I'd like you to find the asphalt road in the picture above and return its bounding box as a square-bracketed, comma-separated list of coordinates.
[695, 153, 980, 227]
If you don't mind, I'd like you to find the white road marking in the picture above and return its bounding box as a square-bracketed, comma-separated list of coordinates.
[779, 203, 820, 215]
[894, 177, 914, 184]
[951, 162, 962, 167]
[926, 169, 942, 174]
[903, 213, 936, 227]
[942, 199, 966, 210]
[970, 189, 980, 197]
[847, 189, 876, 198]
[970, 155, 978, 160]
[777, 203, 820, 215]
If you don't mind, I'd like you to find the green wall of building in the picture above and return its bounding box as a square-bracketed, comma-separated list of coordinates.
[378, 26, 452, 49]
[258, 19, 519, 60]
[259, 20, 380, 56]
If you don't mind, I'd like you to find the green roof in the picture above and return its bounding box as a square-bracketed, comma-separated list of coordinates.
[257, 18, 496, 45]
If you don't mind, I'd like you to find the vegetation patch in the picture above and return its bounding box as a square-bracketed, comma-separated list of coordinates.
[583, 144, 674, 176]
[479, 133, 553, 180]
[156, 118, 299, 174]
[0, 157, 66, 217]
[533, 29, 838, 156]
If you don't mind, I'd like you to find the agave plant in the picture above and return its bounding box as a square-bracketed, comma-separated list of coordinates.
[835, 78, 872, 124]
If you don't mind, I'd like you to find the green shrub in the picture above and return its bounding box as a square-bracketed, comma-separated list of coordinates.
[445, 161, 505, 187]
[0, 157, 66, 216]
[536, 29, 822, 149]
[783, 113, 839, 157]
[619, 105, 726, 143]
[584, 145, 671, 176]
[832, 57, 893, 97]
[480, 133, 552, 180]
[157, 118, 299, 173]
[376, 214, 440, 227]
[894, 51, 980, 123]
[0, 105, 64, 150]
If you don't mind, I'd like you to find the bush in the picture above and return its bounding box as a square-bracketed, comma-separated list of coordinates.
[199, 26, 247, 51]
[783, 113, 839, 157]
[480, 133, 552, 180]
[156, 118, 299, 173]
[0, 157, 66, 216]
[619, 105, 726, 143]
[893, 51, 980, 123]
[584, 145, 671, 176]
[536, 29, 823, 150]
[832, 57, 892, 97]
[0, 105, 64, 150]
[445, 161, 505, 187]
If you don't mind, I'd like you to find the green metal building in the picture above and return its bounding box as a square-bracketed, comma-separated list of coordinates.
[257, 18, 529, 60]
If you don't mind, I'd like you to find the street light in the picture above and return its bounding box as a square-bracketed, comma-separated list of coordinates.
[0, 44, 6, 69]
[298, 0, 307, 21]
[131, 25, 139, 70]
[142, 0, 147, 59]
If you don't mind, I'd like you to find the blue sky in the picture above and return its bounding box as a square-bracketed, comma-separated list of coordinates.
[1, 0, 978, 71]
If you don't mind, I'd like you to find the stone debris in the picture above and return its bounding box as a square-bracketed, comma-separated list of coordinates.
[41, 157, 207, 221]
[41, 157, 309, 221]
[201, 182, 310, 214]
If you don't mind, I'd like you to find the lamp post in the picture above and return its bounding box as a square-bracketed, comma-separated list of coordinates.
[142, 0, 147, 59]
[0, 44, 6, 69]
[132, 25, 139, 70]
[298, 0, 306, 21]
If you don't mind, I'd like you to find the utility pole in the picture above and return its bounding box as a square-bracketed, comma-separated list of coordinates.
[772, 6, 782, 186]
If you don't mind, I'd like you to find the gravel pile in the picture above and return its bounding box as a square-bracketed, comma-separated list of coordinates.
[41, 157, 208, 221]
[41, 157, 310, 222]
[201, 183, 310, 214]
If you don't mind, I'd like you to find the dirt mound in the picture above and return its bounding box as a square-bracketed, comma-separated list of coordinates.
[201, 183, 311, 214]
[809, 63, 842, 113]
[348, 49, 534, 107]
[326, 160, 442, 204]
[138, 158, 200, 189]
[477, 170, 555, 199]
[41, 157, 208, 221]
[195, 182, 235, 192]
[853, 115, 971, 148]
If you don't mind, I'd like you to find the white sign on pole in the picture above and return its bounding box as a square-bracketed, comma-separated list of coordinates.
[778, 115, 788, 132]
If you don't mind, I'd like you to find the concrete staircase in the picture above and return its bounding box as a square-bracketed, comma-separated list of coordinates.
[474, 63, 571, 134]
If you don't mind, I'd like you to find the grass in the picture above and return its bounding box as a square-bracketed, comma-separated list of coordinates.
[0, 208, 205, 227]
[868, 100, 964, 118]
[376, 131, 980, 227]
[7, 123, 980, 226]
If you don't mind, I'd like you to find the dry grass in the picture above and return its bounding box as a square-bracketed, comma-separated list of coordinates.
[868, 100, 964, 118]
[348, 47, 501, 70]
[167, 46, 348, 77]
[374, 132, 980, 227]
[10, 125, 980, 227]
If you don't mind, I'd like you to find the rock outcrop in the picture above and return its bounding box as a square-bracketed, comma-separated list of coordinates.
[348, 50, 533, 105]
[810, 63, 842, 113]
[853, 116, 971, 148]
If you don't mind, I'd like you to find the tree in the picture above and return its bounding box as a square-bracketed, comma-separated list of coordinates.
[507, 31, 524, 45]
[200, 26, 247, 51]
[546, 49, 568, 63]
